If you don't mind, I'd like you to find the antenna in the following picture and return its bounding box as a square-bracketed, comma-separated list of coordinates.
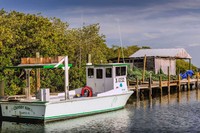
[117, 19, 125, 63]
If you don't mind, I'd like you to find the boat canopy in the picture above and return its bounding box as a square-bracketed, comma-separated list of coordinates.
[5, 64, 72, 69]
[86, 63, 129, 67]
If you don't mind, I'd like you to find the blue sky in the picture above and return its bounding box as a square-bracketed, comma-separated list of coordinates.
[1, 0, 200, 67]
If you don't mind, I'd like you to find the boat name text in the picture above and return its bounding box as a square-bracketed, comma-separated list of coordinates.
[9, 105, 35, 114]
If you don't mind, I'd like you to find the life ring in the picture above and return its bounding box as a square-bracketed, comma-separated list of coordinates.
[81, 86, 93, 97]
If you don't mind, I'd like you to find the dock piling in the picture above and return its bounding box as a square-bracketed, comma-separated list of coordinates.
[196, 72, 199, 89]
[149, 74, 152, 98]
[187, 76, 190, 90]
[136, 78, 139, 101]
[167, 66, 170, 94]
[128, 70, 200, 100]
[159, 76, 162, 96]
[178, 74, 181, 92]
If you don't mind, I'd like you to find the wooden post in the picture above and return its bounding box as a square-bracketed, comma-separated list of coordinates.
[196, 72, 199, 89]
[177, 74, 181, 92]
[0, 80, 5, 97]
[149, 74, 152, 98]
[35, 52, 40, 92]
[136, 78, 139, 101]
[189, 59, 191, 70]
[159, 76, 162, 96]
[187, 76, 190, 90]
[25, 69, 31, 99]
[142, 55, 147, 83]
[168, 66, 170, 94]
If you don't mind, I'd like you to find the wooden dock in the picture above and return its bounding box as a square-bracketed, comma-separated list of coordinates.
[128, 73, 199, 99]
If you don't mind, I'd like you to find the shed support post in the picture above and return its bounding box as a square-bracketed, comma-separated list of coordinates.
[189, 59, 191, 70]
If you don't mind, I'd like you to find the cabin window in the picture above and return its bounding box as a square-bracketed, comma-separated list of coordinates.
[88, 68, 94, 78]
[96, 69, 103, 79]
[121, 67, 126, 75]
[106, 68, 112, 78]
[116, 66, 126, 76]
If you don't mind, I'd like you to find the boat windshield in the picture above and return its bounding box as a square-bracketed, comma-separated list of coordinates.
[116, 66, 126, 76]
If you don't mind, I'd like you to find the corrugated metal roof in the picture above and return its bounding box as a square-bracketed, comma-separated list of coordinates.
[129, 48, 192, 59]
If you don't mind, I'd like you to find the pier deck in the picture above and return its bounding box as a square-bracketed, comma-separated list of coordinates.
[128, 75, 199, 99]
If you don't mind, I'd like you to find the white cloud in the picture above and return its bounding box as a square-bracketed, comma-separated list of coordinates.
[188, 43, 200, 47]
[38, 0, 200, 66]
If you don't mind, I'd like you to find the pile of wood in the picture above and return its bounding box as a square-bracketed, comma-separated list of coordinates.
[21, 56, 64, 64]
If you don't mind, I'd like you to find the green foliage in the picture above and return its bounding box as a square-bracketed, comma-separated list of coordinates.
[0, 10, 108, 95]
[127, 66, 175, 81]
[141, 46, 151, 49]
[108, 45, 140, 59]
[157, 67, 164, 74]
[176, 59, 197, 73]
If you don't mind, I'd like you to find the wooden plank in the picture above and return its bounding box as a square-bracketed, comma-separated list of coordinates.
[21, 58, 30, 64]
[21, 56, 65, 64]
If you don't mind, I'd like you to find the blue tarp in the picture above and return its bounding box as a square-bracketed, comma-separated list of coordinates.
[180, 70, 194, 79]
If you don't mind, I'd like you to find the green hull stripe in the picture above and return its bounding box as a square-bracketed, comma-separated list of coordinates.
[45, 106, 124, 120]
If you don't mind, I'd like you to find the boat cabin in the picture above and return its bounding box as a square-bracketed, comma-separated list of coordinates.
[3, 56, 130, 102]
[86, 63, 129, 95]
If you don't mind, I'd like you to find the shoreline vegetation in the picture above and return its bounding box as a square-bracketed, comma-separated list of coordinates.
[0, 9, 197, 95]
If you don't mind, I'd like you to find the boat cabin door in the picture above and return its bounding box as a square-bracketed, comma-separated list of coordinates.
[104, 67, 113, 92]
[94, 67, 105, 93]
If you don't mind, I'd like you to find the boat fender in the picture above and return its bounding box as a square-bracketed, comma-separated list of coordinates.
[81, 86, 93, 97]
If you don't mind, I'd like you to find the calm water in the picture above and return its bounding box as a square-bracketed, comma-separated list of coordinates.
[1, 89, 200, 133]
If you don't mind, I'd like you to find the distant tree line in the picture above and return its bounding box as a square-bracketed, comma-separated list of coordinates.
[0, 9, 196, 95]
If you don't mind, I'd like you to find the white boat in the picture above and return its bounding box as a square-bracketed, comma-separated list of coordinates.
[0, 56, 133, 123]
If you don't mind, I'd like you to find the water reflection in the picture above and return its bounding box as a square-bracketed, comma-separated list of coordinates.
[0, 108, 132, 133]
[1, 89, 200, 132]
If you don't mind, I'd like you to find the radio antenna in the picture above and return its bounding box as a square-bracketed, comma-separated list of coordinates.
[117, 19, 125, 63]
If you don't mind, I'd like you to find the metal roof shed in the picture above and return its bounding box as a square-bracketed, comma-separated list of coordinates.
[129, 48, 192, 59]
[129, 48, 192, 75]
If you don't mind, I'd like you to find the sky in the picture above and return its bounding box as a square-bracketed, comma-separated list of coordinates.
[1, 0, 200, 67]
